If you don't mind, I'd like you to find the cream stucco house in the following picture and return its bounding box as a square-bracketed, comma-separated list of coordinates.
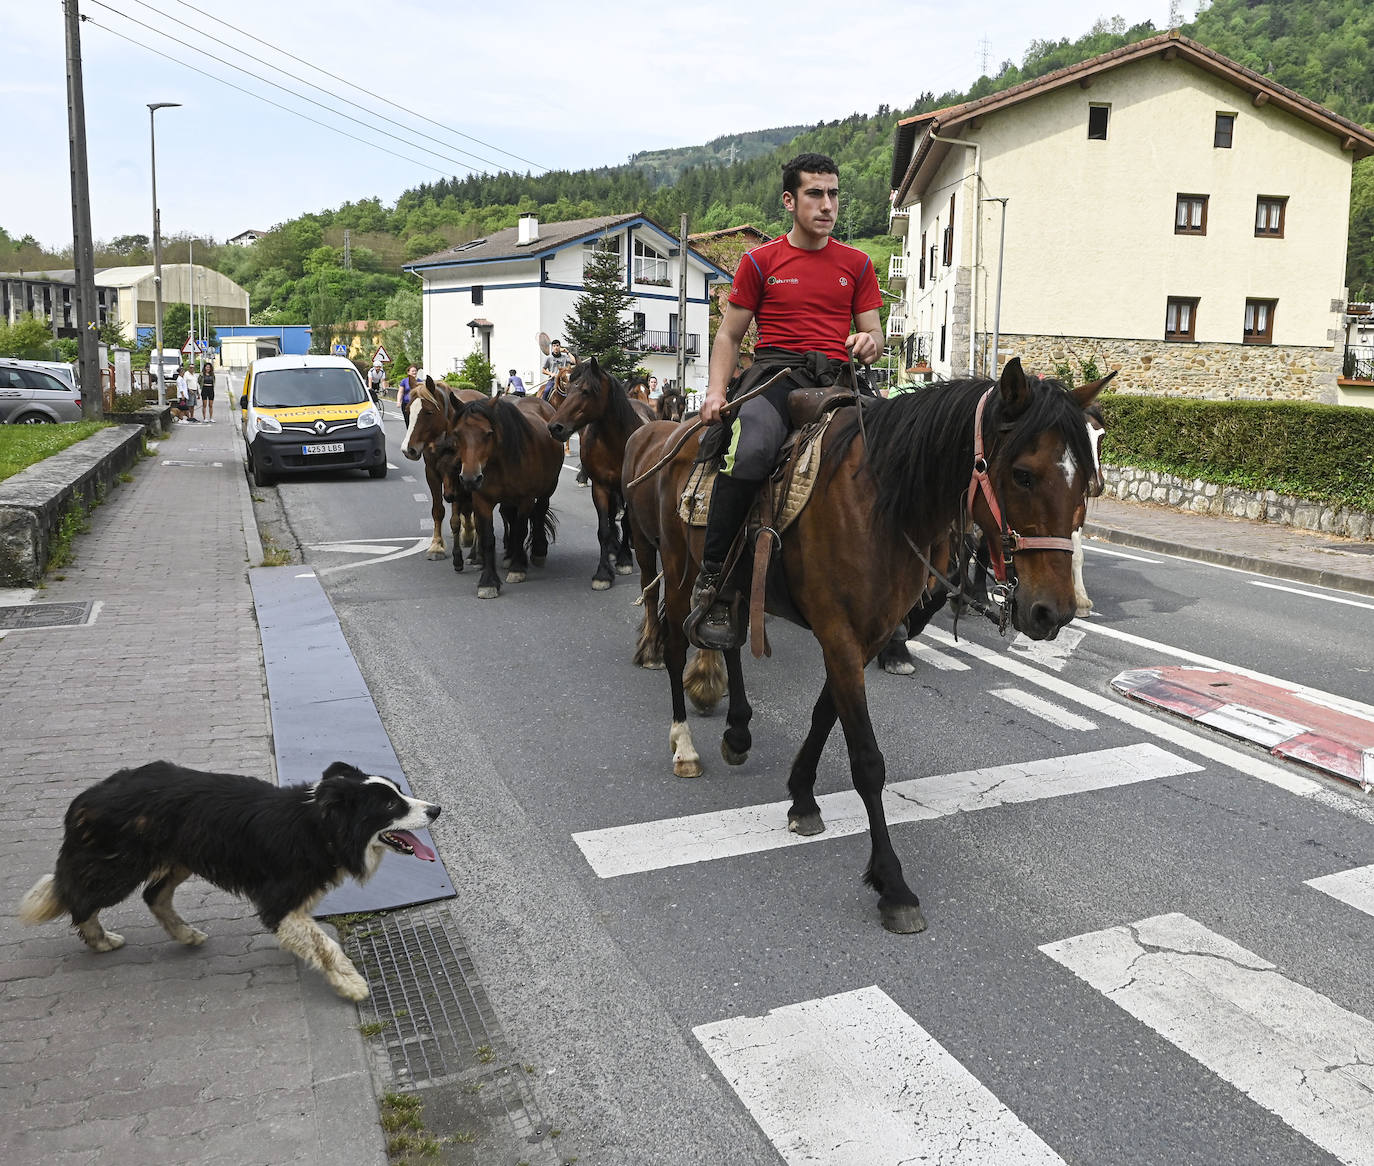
[404, 214, 732, 391]
[888, 30, 1374, 400]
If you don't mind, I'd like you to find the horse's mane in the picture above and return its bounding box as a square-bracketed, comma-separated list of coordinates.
[573, 362, 642, 433]
[825, 375, 1095, 540]
[464, 395, 534, 461]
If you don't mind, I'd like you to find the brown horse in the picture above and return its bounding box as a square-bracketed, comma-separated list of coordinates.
[400, 378, 482, 567]
[622, 358, 1106, 934]
[439, 394, 561, 598]
[547, 358, 655, 590]
[626, 379, 651, 406]
[656, 384, 687, 422]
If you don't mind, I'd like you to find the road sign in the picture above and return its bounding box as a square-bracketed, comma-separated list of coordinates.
[372, 345, 391, 365]
[332, 344, 347, 356]
[181, 337, 195, 354]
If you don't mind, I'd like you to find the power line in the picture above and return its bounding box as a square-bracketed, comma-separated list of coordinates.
[82, 14, 449, 176]
[86, 0, 505, 177]
[170, 0, 546, 174]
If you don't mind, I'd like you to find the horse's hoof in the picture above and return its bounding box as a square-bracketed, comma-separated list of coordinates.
[616, 563, 634, 575]
[506, 571, 526, 584]
[1075, 603, 1093, 616]
[721, 739, 749, 766]
[531, 555, 546, 567]
[880, 903, 927, 935]
[426, 550, 446, 561]
[882, 657, 916, 676]
[591, 578, 611, 591]
[674, 758, 703, 779]
[787, 813, 825, 837]
[477, 586, 499, 599]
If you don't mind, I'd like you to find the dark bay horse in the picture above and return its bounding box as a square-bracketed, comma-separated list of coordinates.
[400, 378, 483, 566]
[656, 384, 686, 422]
[440, 394, 561, 599]
[547, 357, 656, 590]
[622, 358, 1105, 934]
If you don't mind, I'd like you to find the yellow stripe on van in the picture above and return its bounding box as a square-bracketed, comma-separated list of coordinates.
[256, 403, 366, 423]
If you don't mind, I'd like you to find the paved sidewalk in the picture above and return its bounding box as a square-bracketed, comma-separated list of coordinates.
[0, 417, 384, 1165]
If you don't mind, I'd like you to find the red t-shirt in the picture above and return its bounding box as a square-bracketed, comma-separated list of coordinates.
[728, 235, 883, 361]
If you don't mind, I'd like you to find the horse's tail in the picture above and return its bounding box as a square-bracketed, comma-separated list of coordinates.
[531, 505, 557, 549]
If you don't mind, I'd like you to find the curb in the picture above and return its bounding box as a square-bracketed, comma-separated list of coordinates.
[1082, 521, 1374, 599]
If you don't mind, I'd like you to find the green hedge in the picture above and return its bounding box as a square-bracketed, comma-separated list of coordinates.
[1099, 393, 1374, 513]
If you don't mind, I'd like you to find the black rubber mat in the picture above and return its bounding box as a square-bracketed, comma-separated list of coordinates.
[249, 566, 454, 915]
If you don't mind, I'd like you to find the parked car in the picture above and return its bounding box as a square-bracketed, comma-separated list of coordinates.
[0, 357, 83, 424]
[238, 354, 386, 487]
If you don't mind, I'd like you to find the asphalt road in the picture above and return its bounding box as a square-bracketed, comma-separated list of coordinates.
[270, 409, 1374, 1166]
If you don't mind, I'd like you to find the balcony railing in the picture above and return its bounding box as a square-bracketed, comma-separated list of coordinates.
[886, 312, 907, 337]
[1342, 344, 1374, 381]
[888, 254, 907, 289]
[888, 207, 909, 237]
[634, 329, 699, 356]
[903, 331, 933, 369]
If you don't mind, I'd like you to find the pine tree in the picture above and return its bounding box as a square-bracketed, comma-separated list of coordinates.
[563, 245, 641, 378]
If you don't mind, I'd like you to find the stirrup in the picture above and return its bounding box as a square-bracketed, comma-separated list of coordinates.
[684, 571, 745, 651]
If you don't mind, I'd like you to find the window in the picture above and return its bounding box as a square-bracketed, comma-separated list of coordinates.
[633, 311, 645, 333]
[1164, 297, 1199, 341]
[1214, 113, 1235, 148]
[1255, 196, 1287, 237]
[918, 231, 927, 288]
[471, 285, 483, 305]
[1088, 104, 1110, 140]
[1243, 299, 1276, 344]
[942, 195, 955, 266]
[1175, 194, 1208, 235]
[633, 238, 669, 284]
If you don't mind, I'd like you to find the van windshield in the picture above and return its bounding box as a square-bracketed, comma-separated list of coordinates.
[253, 367, 366, 408]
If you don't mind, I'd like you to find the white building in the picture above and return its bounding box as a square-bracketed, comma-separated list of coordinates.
[404, 213, 732, 390]
[888, 30, 1374, 401]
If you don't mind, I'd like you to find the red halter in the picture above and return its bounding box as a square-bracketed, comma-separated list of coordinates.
[968, 386, 1078, 585]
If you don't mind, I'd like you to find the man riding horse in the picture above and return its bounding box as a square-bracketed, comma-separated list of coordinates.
[688, 152, 884, 650]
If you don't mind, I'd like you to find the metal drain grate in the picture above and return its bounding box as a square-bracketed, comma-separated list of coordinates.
[0, 601, 95, 631]
[344, 904, 561, 1162]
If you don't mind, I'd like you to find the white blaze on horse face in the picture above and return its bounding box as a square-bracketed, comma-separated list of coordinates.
[1057, 443, 1079, 490]
[401, 399, 427, 459]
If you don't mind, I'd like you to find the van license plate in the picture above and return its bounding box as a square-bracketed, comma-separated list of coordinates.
[303, 442, 345, 455]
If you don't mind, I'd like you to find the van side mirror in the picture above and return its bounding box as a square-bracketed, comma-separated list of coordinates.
[239, 394, 247, 410]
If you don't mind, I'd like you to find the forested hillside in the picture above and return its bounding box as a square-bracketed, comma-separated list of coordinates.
[4, 0, 1371, 331]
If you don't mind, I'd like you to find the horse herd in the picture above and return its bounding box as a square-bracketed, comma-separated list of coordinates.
[400, 358, 1110, 934]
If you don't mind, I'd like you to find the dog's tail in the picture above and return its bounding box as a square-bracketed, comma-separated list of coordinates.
[18, 874, 65, 924]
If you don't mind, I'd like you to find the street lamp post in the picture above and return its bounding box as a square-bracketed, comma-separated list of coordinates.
[149, 101, 180, 405]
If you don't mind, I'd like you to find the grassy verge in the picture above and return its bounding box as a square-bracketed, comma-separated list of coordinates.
[0, 421, 110, 482]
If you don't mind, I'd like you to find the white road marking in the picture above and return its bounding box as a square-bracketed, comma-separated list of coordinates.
[315, 537, 435, 576]
[412, 493, 428, 503]
[1081, 542, 1161, 563]
[1249, 580, 1374, 612]
[902, 639, 971, 671]
[573, 744, 1199, 879]
[925, 626, 1374, 827]
[1042, 913, 1374, 1166]
[695, 986, 1066, 1166]
[1069, 620, 1374, 721]
[991, 688, 1097, 731]
[402, 474, 417, 483]
[1306, 864, 1374, 917]
[308, 542, 412, 557]
[1009, 624, 1085, 671]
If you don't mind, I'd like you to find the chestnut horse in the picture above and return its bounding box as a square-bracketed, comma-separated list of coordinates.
[439, 394, 561, 599]
[547, 358, 655, 590]
[622, 358, 1104, 934]
[400, 378, 483, 567]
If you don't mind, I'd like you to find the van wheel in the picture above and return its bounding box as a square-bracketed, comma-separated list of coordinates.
[15, 414, 52, 424]
[369, 464, 388, 479]
[251, 453, 274, 488]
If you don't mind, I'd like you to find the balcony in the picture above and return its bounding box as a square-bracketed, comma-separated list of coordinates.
[903, 331, 933, 371]
[886, 311, 907, 338]
[887, 254, 907, 290]
[888, 206, 909, 237]
[634, 329, 700, 357]
[1341, 344, 1374, 382]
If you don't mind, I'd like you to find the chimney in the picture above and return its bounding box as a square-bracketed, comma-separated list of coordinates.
[518, 214, 539, 245]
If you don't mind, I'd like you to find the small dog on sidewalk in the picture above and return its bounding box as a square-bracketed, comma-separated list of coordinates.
[18, 761, 441, 1001]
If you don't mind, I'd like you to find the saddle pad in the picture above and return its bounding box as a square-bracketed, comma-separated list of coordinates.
[678, 411, 837, 534]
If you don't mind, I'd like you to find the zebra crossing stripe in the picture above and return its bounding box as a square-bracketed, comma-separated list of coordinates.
[991, 688, 1098, 731]
[694, 985, 1066, 1166]
[902, 639, 970, 670]
[1041, 913, 1374, 1166]
[1306, 864, 1374, 917]
[573, 743, 1200, 879]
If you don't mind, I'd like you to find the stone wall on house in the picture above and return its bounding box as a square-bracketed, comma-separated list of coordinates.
[1101, 464, 1372, 540]
[995, 334, 1341, 403]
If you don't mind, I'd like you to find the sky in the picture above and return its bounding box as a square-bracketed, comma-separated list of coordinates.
[3, 0, 1180, 251]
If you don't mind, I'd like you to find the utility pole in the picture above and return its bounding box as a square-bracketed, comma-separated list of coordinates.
[676, 214, 688, 395]
[149, 101, 180, 405]
[344, 228, 351, 271]
[64, 0, 101, 417]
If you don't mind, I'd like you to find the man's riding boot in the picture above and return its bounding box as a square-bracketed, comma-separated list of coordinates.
[685, 473, 760, 651]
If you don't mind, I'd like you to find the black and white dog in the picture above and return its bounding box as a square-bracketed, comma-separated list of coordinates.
[18, 761, 441, 1001]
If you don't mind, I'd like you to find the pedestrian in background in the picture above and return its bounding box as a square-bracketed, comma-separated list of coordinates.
[398, 364, 419, 426]
[177, 365, 200, 423]
[507, 369, 527, 396]
[198, 360, 217, 423]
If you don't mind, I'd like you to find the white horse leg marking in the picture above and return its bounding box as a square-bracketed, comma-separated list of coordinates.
[276, 911, 370, 1000]
[1072, 529, 1091, 615]
[671, 720, 702, 779]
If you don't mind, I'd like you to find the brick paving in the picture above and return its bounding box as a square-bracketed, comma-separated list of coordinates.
[0, 417, 383, 1166]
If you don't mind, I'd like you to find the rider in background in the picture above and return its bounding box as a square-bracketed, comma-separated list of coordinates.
[687, 152, 883, 651]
